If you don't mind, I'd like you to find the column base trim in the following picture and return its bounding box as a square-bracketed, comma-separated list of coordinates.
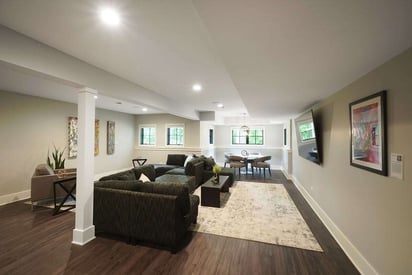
[72, 225, 96, 246]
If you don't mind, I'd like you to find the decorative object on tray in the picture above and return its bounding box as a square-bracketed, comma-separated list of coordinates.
[212, 164, 222, 183]
[349, 90, 387, 175]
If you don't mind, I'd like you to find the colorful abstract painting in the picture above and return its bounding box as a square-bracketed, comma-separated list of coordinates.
[68, 117, 100, 158]
[350, 91, 387, 175]
[68, 117, 78, 158]
[95, 119, 99, 156]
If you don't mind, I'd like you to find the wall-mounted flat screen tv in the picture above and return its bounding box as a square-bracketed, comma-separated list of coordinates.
[295, 109, 322, 165]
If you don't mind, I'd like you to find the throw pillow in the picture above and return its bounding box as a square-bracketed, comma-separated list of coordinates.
[139, 173, 150, 182]
[203, 156, 216, 171]
[184, 155, 193, 167]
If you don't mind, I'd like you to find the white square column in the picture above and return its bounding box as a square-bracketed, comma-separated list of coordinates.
[72, 87, 97, 245]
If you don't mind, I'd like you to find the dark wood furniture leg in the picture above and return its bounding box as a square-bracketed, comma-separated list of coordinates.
[53, 177, 76, 215]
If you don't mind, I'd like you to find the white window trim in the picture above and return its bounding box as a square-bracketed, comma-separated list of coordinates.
[230, 126, 266, 146]
[138, 124, 157, 146]
[165, 124, 185, 147]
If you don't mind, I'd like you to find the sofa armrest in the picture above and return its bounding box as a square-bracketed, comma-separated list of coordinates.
[31, 174, 59, 203]
[191, 161, 204, 187]
[93, 187, 132, 237]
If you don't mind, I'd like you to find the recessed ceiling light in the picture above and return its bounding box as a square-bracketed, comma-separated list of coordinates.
[192, 83, 202, 92]
[99, 7, 120, 26]
[94, 95, 98, 99]
[217, 103, 224, 108]
[142, 107, 148, 112]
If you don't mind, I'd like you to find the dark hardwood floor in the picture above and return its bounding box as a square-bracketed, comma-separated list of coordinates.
[0, 171, 359, 274]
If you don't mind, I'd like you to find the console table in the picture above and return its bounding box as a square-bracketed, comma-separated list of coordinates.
[53, 176, 76, 215]
[201, 175, 229, 208]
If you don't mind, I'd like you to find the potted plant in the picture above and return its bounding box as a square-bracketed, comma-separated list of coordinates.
[47, 145, 66, 170]
[212, 164, 222, 183]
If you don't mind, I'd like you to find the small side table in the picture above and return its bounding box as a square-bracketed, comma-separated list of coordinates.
[132, 158, 147, 167]
[53, 176, 76, 215]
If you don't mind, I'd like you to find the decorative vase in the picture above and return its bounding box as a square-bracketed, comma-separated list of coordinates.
[214, 173, 219, 183]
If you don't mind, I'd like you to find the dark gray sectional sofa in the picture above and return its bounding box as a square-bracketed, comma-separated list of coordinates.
[94, 165, 199, 252]
[157, 154, 236, 187]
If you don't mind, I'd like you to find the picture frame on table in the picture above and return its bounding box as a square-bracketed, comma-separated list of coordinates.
[349, 90, 387, 176]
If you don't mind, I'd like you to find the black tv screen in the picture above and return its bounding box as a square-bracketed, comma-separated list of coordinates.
[295, 109, 322, 164]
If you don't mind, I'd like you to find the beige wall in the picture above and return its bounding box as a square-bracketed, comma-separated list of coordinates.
[134, 114, 201, 163]
[0, 91, 135, 203]
[199, 121, 215, 157]
[292, 48, 412, 274]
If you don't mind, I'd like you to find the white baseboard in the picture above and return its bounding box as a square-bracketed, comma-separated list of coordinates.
[291, 175, 378, 275]
[0, 168, 133, 207]
[0, 190, 31, 206]
[270, 165, 281, 170]
[280, 166, 292, 180]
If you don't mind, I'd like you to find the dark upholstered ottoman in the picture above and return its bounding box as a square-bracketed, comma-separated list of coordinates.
[155, 174, 196, 194]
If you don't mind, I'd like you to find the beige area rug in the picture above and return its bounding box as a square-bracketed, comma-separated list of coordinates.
[190, 181, 323, 252]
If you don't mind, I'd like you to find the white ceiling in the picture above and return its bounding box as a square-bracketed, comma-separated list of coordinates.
[0, 0, 411, 122]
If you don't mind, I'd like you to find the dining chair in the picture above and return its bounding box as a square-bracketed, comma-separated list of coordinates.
[223, 153, 232, 168]
[251, 156, 272, 177]
[229, 155, 247, 179]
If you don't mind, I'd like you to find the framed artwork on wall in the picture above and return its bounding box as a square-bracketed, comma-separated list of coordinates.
[68, 117, 100, 158]
[68, 116, 78, 158]
[95, 119, 100, 155]
[349, 90, 387, 176]
[107, 121, 115, 155]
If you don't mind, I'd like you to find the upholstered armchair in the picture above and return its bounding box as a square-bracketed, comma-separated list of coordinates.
[251, 156, 272, 177]
[31, 164, 76, 206]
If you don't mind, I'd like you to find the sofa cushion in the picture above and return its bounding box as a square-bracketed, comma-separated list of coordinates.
[99, 169, 136, 181]
[204, 157, 216, 171]
[94, 180, 142, 191]
[153, 164, 180, 177]
[195, 155, 215, 171]
[133, 164, 156, 182]
[156, 174, 196, 194]
[166, 154, 187, 167]
[166, 167, 185, 175]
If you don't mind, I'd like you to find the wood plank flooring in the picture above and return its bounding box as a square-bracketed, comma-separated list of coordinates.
[0, 171, 360, 274]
